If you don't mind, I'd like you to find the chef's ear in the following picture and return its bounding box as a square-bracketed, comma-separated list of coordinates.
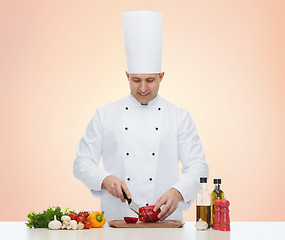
[159, 72, 165, 82]
[125, 71, 130, 80]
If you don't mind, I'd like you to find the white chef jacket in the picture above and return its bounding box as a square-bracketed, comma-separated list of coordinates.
[73, 94, 209, 222]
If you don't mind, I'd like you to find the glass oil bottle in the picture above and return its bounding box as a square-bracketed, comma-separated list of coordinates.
[196, 177, 211, 228]
[210, 178, 224, 228]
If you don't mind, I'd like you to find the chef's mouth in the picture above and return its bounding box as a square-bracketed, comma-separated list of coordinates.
[138, 93, 150, 98]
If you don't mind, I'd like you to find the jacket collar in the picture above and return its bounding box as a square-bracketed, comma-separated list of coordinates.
[129, 93, 160, 108]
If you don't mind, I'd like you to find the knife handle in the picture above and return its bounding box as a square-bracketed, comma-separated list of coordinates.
[122, 190, 132, 205]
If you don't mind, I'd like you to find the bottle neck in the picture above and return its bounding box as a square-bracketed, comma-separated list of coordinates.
[201, 183, 208, 191]
[214, 184, 221, 199]
[215, 184, 220, 191]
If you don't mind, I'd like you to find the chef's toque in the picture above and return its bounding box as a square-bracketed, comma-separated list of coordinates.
[123, 11, 162, 74]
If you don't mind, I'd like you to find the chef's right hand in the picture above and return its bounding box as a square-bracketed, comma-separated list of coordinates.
[101, 175, 131, 202]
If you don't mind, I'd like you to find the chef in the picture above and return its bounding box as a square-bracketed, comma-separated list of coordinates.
[73, 11, 209, 222]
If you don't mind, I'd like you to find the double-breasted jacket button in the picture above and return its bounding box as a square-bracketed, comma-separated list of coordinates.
[152, 153, 155, 156]
[149, 178, 153, 181]
[158, 107, 161, 111]
[155, 127, 158, 130]
[125, 107, 128, 110]
[146, 203, 149, 206]
[126, 152, 129, 156]
[127, 177, 130, 181]
[125, 127, 128, 130]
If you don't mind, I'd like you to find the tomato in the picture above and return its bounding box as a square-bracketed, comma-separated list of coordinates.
[124, 217, 138, 223]
[69, 213, 78, 221]
[84, 221, 91, 229]
[79, 211, 90, 219]
[77, 216, 85, 223]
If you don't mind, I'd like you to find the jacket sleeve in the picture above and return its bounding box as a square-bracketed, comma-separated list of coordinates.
[73, 109, 111, 197]
[172, 110, 209, 209]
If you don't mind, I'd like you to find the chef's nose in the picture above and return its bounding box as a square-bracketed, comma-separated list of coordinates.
[140, 81, 147, 92]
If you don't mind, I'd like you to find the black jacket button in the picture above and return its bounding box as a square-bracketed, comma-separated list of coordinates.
[149, 178, 152, 181]
[158, 107, 161, 111]
[155, 127, 158, 130]
[146, 203, 149, 206]
[125, 127, 128, 130]
[126, 152, 129, 156]
[125, 107, 128, 110]
[152, 153, 155, 156]
[127, 178, 130, 181]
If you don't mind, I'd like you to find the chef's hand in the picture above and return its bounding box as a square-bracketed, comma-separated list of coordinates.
[154, 188, 183, 221]
[101, 175, 131, 203]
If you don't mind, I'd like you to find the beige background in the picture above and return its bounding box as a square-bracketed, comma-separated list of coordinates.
[1, 0, 285, 221]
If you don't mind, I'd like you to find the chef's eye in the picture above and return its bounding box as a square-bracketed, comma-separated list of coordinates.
[132, 79, 140, 82]
[147, 79, 154, 82]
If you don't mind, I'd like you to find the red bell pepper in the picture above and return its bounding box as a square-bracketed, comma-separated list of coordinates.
[139, 205, 161, 222]
[124, 217, 138, 223]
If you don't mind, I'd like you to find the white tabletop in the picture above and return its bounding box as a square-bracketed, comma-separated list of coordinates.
[0, 222, 284, 240]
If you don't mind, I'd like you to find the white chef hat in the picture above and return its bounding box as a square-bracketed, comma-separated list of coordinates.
[123, 11, 162, 74]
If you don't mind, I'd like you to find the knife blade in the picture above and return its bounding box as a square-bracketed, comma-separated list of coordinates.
[122, 190, 140, 215]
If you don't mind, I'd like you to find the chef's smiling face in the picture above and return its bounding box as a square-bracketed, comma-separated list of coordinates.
[126, 71, 165, 105]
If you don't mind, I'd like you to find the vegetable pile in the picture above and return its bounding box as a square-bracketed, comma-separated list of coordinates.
[26, 206, 105, 230]
[26, 206, 70, 228]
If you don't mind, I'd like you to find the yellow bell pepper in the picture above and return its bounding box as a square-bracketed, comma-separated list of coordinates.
[88, 211, 105, 228]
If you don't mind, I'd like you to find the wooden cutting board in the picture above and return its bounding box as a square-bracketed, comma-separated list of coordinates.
[108, 220, 184, 228]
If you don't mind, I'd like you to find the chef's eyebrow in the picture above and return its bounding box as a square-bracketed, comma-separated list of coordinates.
[131, 77, 155, 80]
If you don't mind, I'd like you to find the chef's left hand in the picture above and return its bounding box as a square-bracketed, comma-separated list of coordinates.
[154, 188, 183, 221]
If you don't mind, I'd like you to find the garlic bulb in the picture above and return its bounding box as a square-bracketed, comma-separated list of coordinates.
[195, 218, 208, 230]
[48, 215, 62, 230]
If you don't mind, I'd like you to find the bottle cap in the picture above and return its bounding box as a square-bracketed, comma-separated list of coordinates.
[214, 199, 222, 207]
[200, 177, 207, 183]
[214, 179, 221, 184]
[220, 199, 230, 207]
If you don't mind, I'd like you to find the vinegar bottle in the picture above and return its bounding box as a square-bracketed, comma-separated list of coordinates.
[210, 179, 224, 228]
[196, 177, 211, 228]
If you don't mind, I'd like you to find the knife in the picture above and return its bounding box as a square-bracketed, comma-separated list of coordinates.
[122, 190, 140, 215]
